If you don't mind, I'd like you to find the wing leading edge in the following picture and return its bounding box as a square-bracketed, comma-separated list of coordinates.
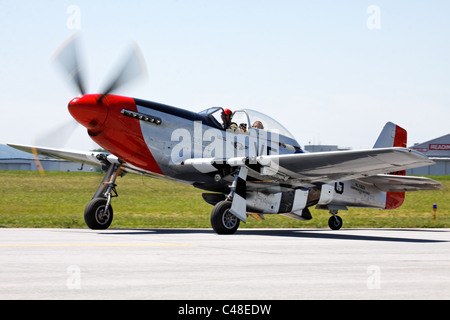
[7, 143, 164, 177]
[7, 144, 108, 167]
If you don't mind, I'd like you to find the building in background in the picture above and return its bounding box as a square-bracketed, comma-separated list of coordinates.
[0, 144, 97, 172]
[407, 134, 450, 175]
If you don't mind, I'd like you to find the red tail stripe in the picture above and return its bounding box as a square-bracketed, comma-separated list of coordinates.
[393, 125, 407, 148]
[385, 124, 407, 209]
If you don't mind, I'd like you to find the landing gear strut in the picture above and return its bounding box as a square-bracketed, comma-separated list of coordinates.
[84, 162, 124, 230]
[328, 209, 343, 230]
[210, 166, 247, 235]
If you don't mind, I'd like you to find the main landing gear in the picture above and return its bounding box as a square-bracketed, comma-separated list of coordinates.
[210, 201, 240, 235]
[84, 162, 124, 230]
[210, 166, 247, 235]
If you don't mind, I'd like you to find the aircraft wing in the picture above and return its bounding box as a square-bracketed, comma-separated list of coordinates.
[7, 144, 111, 167]
[253, 147, 435, 186]
[359, 174, 443, 192]
[7, 144, 167, 178]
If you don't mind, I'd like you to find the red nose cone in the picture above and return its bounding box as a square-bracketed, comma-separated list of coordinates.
[68, 94, 108, 130]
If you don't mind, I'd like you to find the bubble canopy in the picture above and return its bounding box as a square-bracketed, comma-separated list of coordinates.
[199, 107, 297, 141]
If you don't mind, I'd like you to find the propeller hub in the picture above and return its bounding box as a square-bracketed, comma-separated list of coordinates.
[68, 94, 108, 131]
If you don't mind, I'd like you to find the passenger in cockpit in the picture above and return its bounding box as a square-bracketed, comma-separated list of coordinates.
[239, 123, 247, 133]
[252, 121, 264, 129]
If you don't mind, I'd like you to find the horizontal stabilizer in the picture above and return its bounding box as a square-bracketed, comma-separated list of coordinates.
[360, 174, 444, 192]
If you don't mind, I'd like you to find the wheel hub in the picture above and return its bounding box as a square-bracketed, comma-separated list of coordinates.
[95, 206, 110, 225]
[222, 209, 238, 229]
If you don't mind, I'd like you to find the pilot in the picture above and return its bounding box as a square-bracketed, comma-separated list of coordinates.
[221, 108, 238, 131]
[252, 121, 264, 129]
[239, 123, 247, 133]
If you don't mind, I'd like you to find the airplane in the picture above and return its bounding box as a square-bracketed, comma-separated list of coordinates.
[8, 35, 443, 234]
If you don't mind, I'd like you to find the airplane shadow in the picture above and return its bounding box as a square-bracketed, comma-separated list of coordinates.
[101, 228, 449, 243]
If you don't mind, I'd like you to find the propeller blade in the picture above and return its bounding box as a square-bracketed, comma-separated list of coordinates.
[31, 143, 45, 177]
[30, 119, 79, 176]
[52, 33, 87, 95]
[99, 43, 148, 98]
[35, 119, 79, 149]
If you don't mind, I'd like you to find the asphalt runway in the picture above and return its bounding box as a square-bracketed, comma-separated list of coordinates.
[1, 228, 449, 300]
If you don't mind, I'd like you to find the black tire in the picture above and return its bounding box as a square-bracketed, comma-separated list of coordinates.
[210, 201, 240, 235]
[328, 215, 343, 230]
[84, 198, 113, 230]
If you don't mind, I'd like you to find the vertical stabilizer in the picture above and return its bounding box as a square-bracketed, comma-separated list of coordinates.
[373, 122, 407, 148]
[373, 122, 407, 209]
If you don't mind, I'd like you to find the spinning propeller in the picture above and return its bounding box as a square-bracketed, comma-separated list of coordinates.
[32, 34, 148, 175]
[53, 33, 148, 101]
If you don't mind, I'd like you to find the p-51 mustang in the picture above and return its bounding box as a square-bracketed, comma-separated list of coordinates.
[9, 35, 443, 234]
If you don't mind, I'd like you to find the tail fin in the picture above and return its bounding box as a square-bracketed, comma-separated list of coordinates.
[374, 122, 407, 209]
[373, 122, 407, 148]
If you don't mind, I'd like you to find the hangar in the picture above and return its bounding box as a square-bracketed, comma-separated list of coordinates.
[0, 144, 96, 172]
[407, 133, 450, 175]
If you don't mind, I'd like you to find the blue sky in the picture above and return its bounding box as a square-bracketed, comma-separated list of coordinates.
[1, 0, 449, 150]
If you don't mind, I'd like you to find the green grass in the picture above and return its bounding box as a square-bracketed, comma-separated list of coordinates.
[0, 171, 449, 229]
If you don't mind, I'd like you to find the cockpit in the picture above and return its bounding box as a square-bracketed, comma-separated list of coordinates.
[198, 107, 301, 152]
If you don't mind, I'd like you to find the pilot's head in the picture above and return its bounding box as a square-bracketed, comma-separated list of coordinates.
[222, 108, 232, 123]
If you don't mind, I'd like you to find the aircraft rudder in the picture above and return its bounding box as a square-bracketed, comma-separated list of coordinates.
[373, 122, 407, 149]
[374, 122, 407, 209]
[385, 192, 405, 209]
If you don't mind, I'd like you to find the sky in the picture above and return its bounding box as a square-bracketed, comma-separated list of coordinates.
[1, 0, 449, 151]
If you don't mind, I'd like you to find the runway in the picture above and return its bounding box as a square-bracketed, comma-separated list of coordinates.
[1, 228, 449, 300]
